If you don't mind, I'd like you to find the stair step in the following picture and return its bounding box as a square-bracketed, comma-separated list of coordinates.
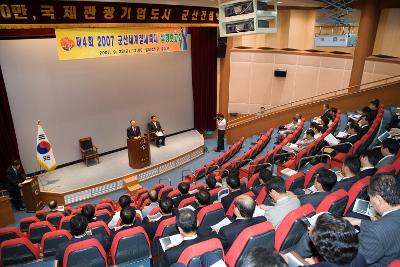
[127, 184, 142, 194]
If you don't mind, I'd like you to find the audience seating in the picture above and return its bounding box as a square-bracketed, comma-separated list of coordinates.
[197, 203, 225, 233]
[110, 226, 151, 265]
[0, 227, 25, 244]
[152, 183, 165, 192]
[167, 189, 180, 199]
[285, 172, 306, 192]
[275, 204, 315, 253]
[35, 210, 49, 221]
[209, 187, 223, 202]
[178, 196, 197, 209]
[95, 209, 113, 224]
[62, 238, 108, 267]
[46, 212, 65, 228]
[96, 203, 114, 214]
[88, 221, 111, 238]
[59, 215, 73, 231]
[176, 238, 224, 267]
[149, 207, 161, 216]
[132, 188, 148, 203]
[71, 208, 81, 215]
[316, 189, 348, 216]
[226, 191, 255, 217]
[28, 221, 56, 244]
[225, 221, 275, 267]
[158, 186, 173, 200]
[154, 217, 178, 240]
[0, 237, 40, 266]
[388, 259, 400, 267]
[41, 230, 72, 257]
[344, 176, 371, 215]
[19, 216, 40, 232]
[98, 198, 114, 205]
[255, 187, 268, 205]
[375, 164, 395, 175]
[303, 163, 325, 188]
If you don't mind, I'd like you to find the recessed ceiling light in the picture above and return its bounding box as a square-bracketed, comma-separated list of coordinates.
[277, 1, 283, 3]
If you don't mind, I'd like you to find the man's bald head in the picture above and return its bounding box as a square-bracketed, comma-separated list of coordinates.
[234, 195, 256, 218]
[149, 189, 158, 202]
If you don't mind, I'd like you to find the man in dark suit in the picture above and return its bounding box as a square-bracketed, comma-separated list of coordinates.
[173, 182, 191, 207]
[359, 149, 379, 179]
[251, 168, 273, 196]
[143, 197, 174, 240]
[221, 174, 248, 211]
[331, 122, 360, 153]
[346, 174, 400, 266]
[127, 119, 141, 139]
[218, 195, 266, 252]
[81, 204, 97, 223]
[332, 156, 361, 192]
[296, 169, 337, 209]
[161, 209, 211, 266]
[4, 160, 25, 211]
[148, 115, 166, 147]
[358, 115, 370, 137]
[193, 189, 211, 215]
[110, 207, 142, 242]
[56, 214, 110, 262]
[376, 138, 399, 169]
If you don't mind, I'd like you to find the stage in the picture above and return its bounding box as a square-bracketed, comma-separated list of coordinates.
[38, 130, 204, 205]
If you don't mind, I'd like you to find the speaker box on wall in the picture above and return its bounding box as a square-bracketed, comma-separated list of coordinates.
[274, 69, 287, 77]
[217, 36, 227, 58]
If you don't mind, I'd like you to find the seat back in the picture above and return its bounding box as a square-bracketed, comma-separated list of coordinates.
[226, 191, 255, 217]
[304, 163, 325, 188]
[275, 204, 315, 253]
[375, 164, 395, 175]
[246, 173, 260, 189]
[225, 221, 275, 267]
[35, 209, 49, 221]
[132, 188, 148, 202]
[98, 198, 114, 206]
[41, 230, 72, 257]
[96, 203, 114, 213]
[177, 238, 224, 267]
[0, 238, 40, 266]
[59, 215, 73, 231]
[0, 227, 25, 244]
[152, 183, 165, 192]
[63, 238, 108, 267]
[167, 189, 180, 199]
[88, 221, 110, 238]
[388, 259, 400, 267]
[154, 217, 178, 239]
[28, 221, 56, 244]
[95, 209, 112, 224]
[285, 172, 306, 191]
[110, 226, 151, 265]
[197, 203, 225, 232]
[19, 216, 40, 232]
[316, 189, 348, 216]
[178, 196, 197, 209]
[344, 176, 371, 215]
[79, 137, 94, 150]
[255, 187, 268, 205]
[46, 212, 65, 228]
[158, 186, 173, 200]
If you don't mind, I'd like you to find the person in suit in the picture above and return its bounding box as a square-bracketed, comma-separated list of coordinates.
[359, 149, 379, 179]
[81, 204, 98, 223]
[148, 115, 166, 147]
[173, 182, 191, 207]
[332, 156, 361, 192]
[193, 189, 211, 215]
[346, 174, 400, 266]
[4, 160, 25, 211]
[143, 197, 174, 240]
[358, 115, 371, 137]
[293, 129, 315, 152]
[127, 120, 141, 139]
[108, 195, 132, 229]
[295, 169, 337, 209]
[142, 189, 159, 218]
[376, 138, 399, 169]
[56, 214, 110, 262]
[161, 209, 210, 266]
[220, 174, 248, 211]
[205, 174, 220, 190]
[311, 122, 323, 138]
[368, 99, 379, 123]
[215, 113, 227, 152]
[47, 200, 69, 216]
[110, 207, 142, 242]
[250, 168, 273, 196]
[218, 195, 266, 252]
[307, 213, 366, 267]
[330, 122, 360, 154]
[259, 176, 300, 227]
[242, 248, 289, 267]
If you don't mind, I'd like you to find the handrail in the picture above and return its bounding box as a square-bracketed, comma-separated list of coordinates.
[228, 74, 400, 128]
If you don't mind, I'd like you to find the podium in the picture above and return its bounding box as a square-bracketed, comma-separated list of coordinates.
[21, 176, 44, 212]
[0, 195, 14, 227]
[127, 135, 151, 169]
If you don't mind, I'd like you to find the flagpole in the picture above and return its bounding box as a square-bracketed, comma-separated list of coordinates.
[36, 120, 46, 188]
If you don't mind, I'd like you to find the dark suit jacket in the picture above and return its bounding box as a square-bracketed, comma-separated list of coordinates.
[359, 209, 400, 266]
[143, 214, 174, 240]
[308, 253, 367, 267]
[56, 234, 110, 262]
[334, 134, 359, 153]
[110, 220, 143, 242]
[5, 166, 25, 191]
[127, 126, 141, 139]
[299, 191, 330, 209]
[251, 184, 263, 196]
[218, 216, 267, 252]
[359, 167, 377, 179]
[359, 124, 370, 137]
[221, 188, 248, 211]
[172, 193, 191, 207]
[148, 121, 162, 133]
[332, 176, 359, 192]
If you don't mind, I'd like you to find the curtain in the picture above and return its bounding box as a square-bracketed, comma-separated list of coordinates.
[190, 27, 217, 132]
[0, 65, 23, 181]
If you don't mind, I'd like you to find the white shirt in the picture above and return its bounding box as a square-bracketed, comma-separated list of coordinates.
[217, 118, 226, 131]
[314, 133, 322, 139]
[183, 234, 198, 241]
[382, 208, 400, 217]
[360, 166, 375, 171]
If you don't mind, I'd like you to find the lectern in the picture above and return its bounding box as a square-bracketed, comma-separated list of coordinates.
[21, 176, 44, 212]
[127, 135, 151, 169]
[0, 195, 14, 227]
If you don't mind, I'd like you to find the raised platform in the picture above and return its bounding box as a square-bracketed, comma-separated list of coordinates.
[39, 130, 204, 205]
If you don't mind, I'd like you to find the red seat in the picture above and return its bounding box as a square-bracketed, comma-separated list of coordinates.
[226, 191, 255, 217]
[225, 221, 275, 267]
[96, 203, 114, 214]
[316, 189, 348, 216]
[28, 221, 56, 244]
[392, 157, 400, 175]
[88, 221, 111, 238]
[0, 237, 40, 266]
[59, 215, 73, 231]
[95, 209, 113, 224]
[190, 183, 206, 192]
[344, 176, 371, 215]
[197, 203, 225, 233]
[149, 206, 161, 216]
[71, 208, 81, 215]
[209, 187, 223, 202]
[64, 206, 73, 215]
[46, 212, 65, 228]
[137, 193, 149, 207]
[35, 209, 49, 221]
[167, 189, 180, 199]
[304, 163, 325, 188]
[178, 196, 197, 209]
[177, 238, 224, 267]
[152, 183, 165, 192]
[158, 186, 173, 200]
[285, 172, 306, 191]
[78, 203, 92, 209]
[154, 217, 178, 239]
[110, 226, 151, 265]
[0, 227, 25, 244]
[62, 238, 108, 267]
[19, 216, 39, 232]
[388, 259, 400, 267]
[98, 198, 114, 206]
[41, 229, 72, 257]
[132, 188, 148, 203]
[275, 204, 315, 253]
[255, 187, 268, 205]
[375, 164, 395, 175]
[246, 172, 260, 189]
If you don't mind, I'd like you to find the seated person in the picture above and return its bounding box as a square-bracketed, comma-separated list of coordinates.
[332, 156, 361, 192]
[306, 213, 366, 267]
[205, 174, 220, 190]
[293, 129, 315, 152]
[218, 195, 266, 252]
[127, 119, 141, 139]
[173, 182, 191, 207]
[48, 200, 69, 215]
[359, 149, 379, 179]
[346, 174, 400, 266]
[376, 138, 399, 169]
[320, 116, 330, 133]
[358, 114, 371, 137]
[278, 117, 300, 140]
[243, 248, 288, 267]
[108, 195, 132, 229]
[148, 115, 165, 147]
[143, 197, 174, 240]
[251, 168, 273, 196]
[161, 209, 210, 266]
[56, 214, 110, 262]
[324, 122, 360, 154]
[220, 174, 248, 211]
[386, 110, 400, 131]
[259, 176, 300, 227]
[311, 122, 323, 138]
[295, 169, 337, 209]
[142, 189, 159, 218]
[368, 99, 379, 122]
[110, 207, 142, 241]
[194, 189, 211, 214]
[82, 204, 97, 223]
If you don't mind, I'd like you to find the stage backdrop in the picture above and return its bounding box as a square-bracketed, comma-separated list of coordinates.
[0, 36, 194, 174]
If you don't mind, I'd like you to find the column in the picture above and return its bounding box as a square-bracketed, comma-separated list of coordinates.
[218, 37, 233, 117]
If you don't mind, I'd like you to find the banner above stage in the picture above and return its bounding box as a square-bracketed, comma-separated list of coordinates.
[0, 1, 218, 29]
[55, 27, 188, 60]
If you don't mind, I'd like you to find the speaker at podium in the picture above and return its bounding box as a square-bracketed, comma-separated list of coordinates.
[127, 135, 151, 169]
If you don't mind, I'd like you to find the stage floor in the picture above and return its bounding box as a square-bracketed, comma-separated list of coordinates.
[39, 130, 204, 193]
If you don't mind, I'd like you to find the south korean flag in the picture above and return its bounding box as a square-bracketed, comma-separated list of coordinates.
[36, 122, 57, 171]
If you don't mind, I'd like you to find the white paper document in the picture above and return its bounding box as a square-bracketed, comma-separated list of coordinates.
[281, 168, 298, 177]
[324, 133, 339, 146]
[306, 212, 327, 227]
[179, 205, 196, 212]
[160, 234, 184, 251]
[253, 205, 265, 217]
[211, 217, 232, 233]
[155, 131, 164, 137]
[336, 131, 348, 138]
